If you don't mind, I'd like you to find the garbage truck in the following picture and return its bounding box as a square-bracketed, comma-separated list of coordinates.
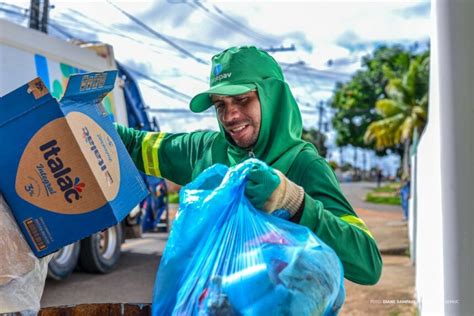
[0, 18, 169, 280]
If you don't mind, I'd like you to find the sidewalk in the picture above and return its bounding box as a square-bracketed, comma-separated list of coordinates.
[340, 206, 416, 315]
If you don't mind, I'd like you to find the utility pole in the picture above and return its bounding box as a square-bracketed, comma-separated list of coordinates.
[317, 100, 324, 132]
[339, 147, 344, 166]
[263, 44, 296, 53]
[353, 147, 359, 179]
[362, 150, 367, 170]
[316, 100, 326, 152]
[40, 0, 49, 33]
[29, 0, 49, 33]
[29, 0, 40, 31]
[353, 147, 358, 168]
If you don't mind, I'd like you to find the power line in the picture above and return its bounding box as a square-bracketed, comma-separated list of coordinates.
[50, 12, 204, 66]
[4, 4, 345, 84]
[212, 3, 278, 45]
[0, 5, 26, 20]
[262, 44, 296, 53]
[106, 0, 208, 65]
[1, 4, 336, 117]
[1, 5, 199, 104]
[0, 7, 195, 104]
[137, 80, 186, 101]
[0, 2, 28, 12]
[123, 65, 192, 101]
[53, 11, 175, 57]
[186, 1, 276, 46]
[148, 108, 214, 116]
[54, 10, 115, 36]
[149, 107, 318, 116]
[281, 62, 352, 80]
[51, 7, 214, 63]
[64, 8, 222, 54]
[48, 20, 75, 39]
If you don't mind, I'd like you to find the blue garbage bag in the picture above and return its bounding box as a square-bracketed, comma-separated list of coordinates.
[152, 159, 345, 315]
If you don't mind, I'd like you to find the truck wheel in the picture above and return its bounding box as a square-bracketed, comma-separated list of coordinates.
[47, 242, 81, 280]
[79, 224, 122, 274]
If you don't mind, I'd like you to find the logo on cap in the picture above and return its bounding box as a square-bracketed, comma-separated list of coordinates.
[214, 63, 222, 76]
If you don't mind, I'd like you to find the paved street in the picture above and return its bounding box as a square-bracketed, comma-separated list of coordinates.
[339, 182, 415, 315]
[41, 233, 166, 307]
[41, 181, 412, 314]
[340, 181, 401, 213]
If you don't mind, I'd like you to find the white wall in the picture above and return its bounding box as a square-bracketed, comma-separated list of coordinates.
[437, 0, 474, 314]
[413, 1, 445, 312]
[414, 0, 474, 314]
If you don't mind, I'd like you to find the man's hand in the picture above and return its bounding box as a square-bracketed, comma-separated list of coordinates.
[245, 163, 305, 216]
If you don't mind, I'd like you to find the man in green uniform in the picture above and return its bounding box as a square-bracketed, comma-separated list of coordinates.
[116, 46, 382, 285]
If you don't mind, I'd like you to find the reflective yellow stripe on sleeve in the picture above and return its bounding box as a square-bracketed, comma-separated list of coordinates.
[141, 132, 166, 177]
[340, 214, 374, 239]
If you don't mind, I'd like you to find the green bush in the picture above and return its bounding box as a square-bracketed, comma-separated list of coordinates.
[373, 183, 400, 193]
[365, 193, 401, 205]
[168, 192, 179, 204]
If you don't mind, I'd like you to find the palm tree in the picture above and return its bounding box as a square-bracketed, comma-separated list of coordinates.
[364, 54, 429, 176]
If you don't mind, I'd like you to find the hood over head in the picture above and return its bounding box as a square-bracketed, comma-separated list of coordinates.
[190, 46, 316, 174]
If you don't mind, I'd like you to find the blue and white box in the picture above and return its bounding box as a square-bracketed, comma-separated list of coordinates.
[0, 71, 148, 257]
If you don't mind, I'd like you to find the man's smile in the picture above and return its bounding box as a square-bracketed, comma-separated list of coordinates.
[228, 123, 249, 134]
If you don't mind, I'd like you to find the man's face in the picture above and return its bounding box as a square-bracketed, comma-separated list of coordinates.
[212, 91, 261, 149]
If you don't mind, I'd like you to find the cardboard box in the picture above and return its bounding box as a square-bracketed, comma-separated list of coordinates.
[0, 71, 148, 257]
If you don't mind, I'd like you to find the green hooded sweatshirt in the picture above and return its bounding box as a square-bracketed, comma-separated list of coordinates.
[116, 48, 382, 285]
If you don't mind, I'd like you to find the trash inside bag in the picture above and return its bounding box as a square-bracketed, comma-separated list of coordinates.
[152, 159, 345, 316]
[0, 194, 51, 314]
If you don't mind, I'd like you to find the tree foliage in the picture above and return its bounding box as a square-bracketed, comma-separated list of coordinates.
[330, 45, 428, 156]
[364, 53, 429, 150]
[302, 128, 328, 157]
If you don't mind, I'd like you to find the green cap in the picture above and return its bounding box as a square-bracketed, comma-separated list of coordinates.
[189, 46, 285, 113]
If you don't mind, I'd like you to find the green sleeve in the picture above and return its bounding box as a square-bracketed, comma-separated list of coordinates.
[114, 123, 148, 173]
[293, 157, 383, 285]
[114, 124, 216, 185]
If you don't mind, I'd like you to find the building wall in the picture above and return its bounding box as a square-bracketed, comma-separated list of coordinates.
[413, 1, 445, 311]
[437, 0, 474, 314]
[414, 0, 474, 314]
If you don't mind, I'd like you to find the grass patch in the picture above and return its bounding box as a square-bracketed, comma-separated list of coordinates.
[365, 185, 402, 205]
[373, 183, 400, 193]
[168, 192, 179, 204]
[366, 193, 401, 205]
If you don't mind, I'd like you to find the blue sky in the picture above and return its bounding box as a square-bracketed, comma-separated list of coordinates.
[0, 0, 430, 173]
